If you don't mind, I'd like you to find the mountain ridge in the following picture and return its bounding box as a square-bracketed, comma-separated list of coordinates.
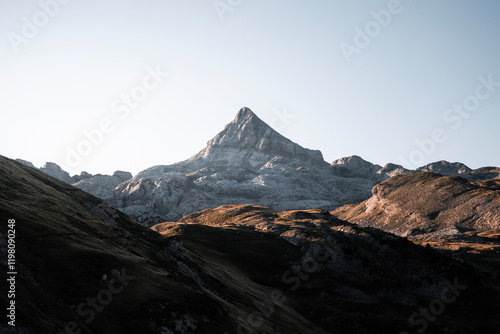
[3, 155, 500, 333]
[15, 108, 498, 225]
[186, 107, 325, 167]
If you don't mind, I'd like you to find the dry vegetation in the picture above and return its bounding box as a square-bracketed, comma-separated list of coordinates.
[2, 155, 500, 333]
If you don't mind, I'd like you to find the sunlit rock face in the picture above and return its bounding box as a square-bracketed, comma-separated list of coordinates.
[29, 107, 496, 226]
[103, 108, 391, 225]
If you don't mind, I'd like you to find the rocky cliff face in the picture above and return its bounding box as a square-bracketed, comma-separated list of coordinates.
[108, 108, 389, 225]
[187, 107, 324, 167]
[416, 160, 472, 175]
[20, 108, 499, 226]
[39, 162, 74, 184]
[15, 160, 133, 200]
[4, 156, 499, 333]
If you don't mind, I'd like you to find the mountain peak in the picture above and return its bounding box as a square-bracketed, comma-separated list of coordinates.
[224, 107, 268, 142]
[235, 107, 256, 121]
[187, 108, 324, 167]
[416, 160, 472, 175]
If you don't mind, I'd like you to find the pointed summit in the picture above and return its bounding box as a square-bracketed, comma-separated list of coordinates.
[208, 107, 272, 148]
[235, 107, 256, 120]
[187, 107, 324, 167]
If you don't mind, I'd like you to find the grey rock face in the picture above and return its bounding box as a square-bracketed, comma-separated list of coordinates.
[331, 155, 384, 181]
[377, 163, 412, 178]
[113, 170, 133, 179]
[73, 171, 94, 183]
[108, 109, 385, 225]
[186, 107, 325, 168]
[15, 159, 35, 168]
[74, 172, 133, 200]
[40, 162, 74, 184]
[15, 160, 133, 201]
[24, 108, 497, 227]
[416, 160, 472, 175]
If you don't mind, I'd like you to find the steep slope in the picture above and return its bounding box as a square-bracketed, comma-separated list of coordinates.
[108, 109, 386, 224]
[3, 153, 500, 333]
[187, 107, 324, 167]
[333, 172, 500, 306]
[0, 155, 331, 334]
[18, 108, 498, 227]
[16, 159, 134, 189]
[153, 205, 500, 334]
[333, 172, 500, 245]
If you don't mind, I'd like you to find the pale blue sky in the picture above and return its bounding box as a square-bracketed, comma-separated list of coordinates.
[1, 0, 499, 175]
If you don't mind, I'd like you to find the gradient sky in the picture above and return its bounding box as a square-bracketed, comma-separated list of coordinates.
[1, 0, 499, 176]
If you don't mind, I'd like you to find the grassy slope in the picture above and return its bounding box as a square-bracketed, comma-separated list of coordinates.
[154, 205, 500, 333]
[0, 156, 239, 333]
[2, 154, 500, 333]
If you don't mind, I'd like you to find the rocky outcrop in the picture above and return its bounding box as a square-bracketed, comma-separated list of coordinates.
[152, 204, 500, 333]
[15, 160, 133, 198]
[187, 107, 325, 167]
[109, 109, 384, 225]
[376, 163, 412, 178]
[331, 155, 386, 182]
[19, 108, 499, 227]
[15, 158, 35, 168]
[333, 172, 500, 243]
[73, 171, 133, 199]
[39, 162, 74, 184]
[416, 160, 472, 175]
[5, 155, 499, 333]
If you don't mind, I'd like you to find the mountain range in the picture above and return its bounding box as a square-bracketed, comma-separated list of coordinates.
[2, 154, 499, 333]
[3, 107, 500, 333]
[16, 108, 496, 227]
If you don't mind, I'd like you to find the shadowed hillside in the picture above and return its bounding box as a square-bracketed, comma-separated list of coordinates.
[2, 154, 500, 333]
[154, 205, 500, 333]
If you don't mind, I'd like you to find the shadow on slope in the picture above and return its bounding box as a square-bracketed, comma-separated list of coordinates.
[154, 204, 500, 333]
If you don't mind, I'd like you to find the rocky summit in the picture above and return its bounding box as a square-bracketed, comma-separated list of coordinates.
[90, 108, 398, 225]
[2, 155, 499, 333]
[187, 107, 324, 167]
[19, 108, 499, 226]
[4, 107, 500, 334]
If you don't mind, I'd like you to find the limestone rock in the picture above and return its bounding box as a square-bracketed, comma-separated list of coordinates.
[40, 162, 73, 184]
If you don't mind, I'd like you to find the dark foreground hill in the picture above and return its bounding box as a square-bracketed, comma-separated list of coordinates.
[155, 205, 500, 333]
[1, 155, 500, 333]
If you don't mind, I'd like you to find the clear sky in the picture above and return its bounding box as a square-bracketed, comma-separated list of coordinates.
[1, 0, 499, 176]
